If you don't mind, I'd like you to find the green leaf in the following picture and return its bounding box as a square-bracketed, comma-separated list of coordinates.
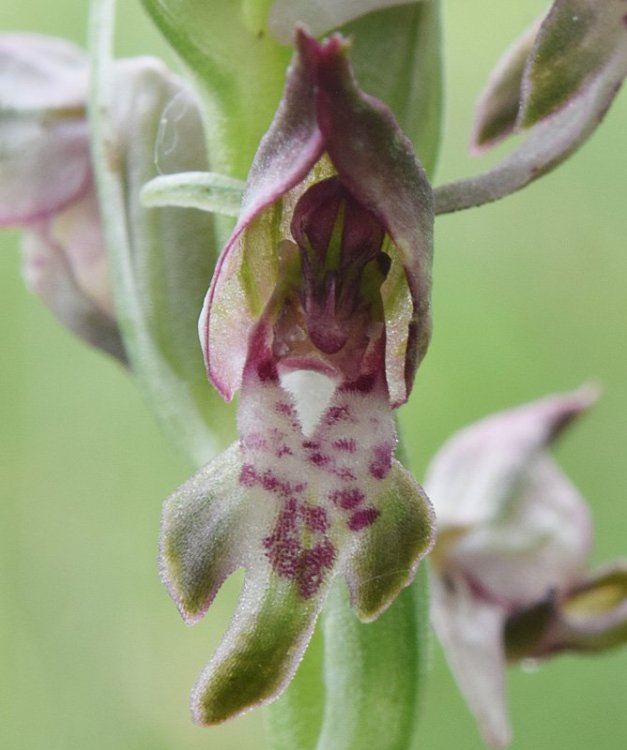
[141, 171, 244, 216]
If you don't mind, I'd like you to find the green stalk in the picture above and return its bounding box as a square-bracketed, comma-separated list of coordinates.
[87, 0, 235, 465]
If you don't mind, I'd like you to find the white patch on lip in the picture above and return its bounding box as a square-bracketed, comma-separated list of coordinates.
[280, 370, 336, 438]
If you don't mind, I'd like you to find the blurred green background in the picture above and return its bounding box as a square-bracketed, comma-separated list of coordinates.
[1, 2, 625, 749]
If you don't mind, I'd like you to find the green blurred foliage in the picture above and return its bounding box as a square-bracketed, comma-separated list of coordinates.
[1, 2, 625, 749]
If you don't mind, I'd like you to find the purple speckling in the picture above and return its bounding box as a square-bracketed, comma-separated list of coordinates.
[242, 432, 266, 450]
[265, 536, 301, 578]
[324, 405, 354, 425]
[275, 401, 296, 417]
[333, 437, 356, 453]
[239, 463, 257, 486]
[309, 452, 329, 467]
[369, 443, 393, 479]
[261, 470, 280, 492]
[330, 487, 365, 510]
[348, 507, 380, 531]
[303, 504, 330, 532]
[333, 466, 357, 481]
[297, 540, 336, 598]
[302, 440, 320, 450]
[276, 445, 293, 458]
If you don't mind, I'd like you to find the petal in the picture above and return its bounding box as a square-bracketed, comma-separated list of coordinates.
[0, 33, 87, 112]
[268, 0, 418, 45]
[200, 34, 325, 399]
[48, 190, 114, 317]
[0, 117, 91, 227]
[21, 225, 126, 362]
[450, 456, 592, 607]
[504, 563, 627, 659]
[0, 34, 90, 225]
[471, 19, 540, 152]
[520, 0, 627, 127]
[341, 2, 443, 174]
[307, 30, 433, 405]
[345, 459, 434, 621]
[557, 562, 627, 651]
[431, 571, 511, 748]
[425, 385, 597, 529]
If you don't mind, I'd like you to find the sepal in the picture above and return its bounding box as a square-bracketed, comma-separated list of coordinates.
[471, 20, 539, 152]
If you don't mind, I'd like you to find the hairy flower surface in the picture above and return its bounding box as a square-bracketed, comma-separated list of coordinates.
[161, 29, 435, 725]
[427, 387, 627, 747]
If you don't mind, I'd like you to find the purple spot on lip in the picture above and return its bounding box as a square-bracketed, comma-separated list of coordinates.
[333, 438, 356, 453]
[348, 507, 380, 531]
[242, 432, 266, 450]
[324, 405, 354, 425]
[276, 401, 295, 416]
[297, 540, 336, 599]
[239, 463, 257, 486]
[302, 440, 320, 449]
[264, 536, 300, 577]
[330, 487, 364, 510]
[303, 504, 330, 532]
[334, 466, 357, 481]
[369, 443, 393, 479]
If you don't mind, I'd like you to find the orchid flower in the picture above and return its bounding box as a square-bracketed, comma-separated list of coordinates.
[160, 29, 435, 725]
[434, 0, 627, 213]
[426, 387, 627, 747]
[0, 34, 125, 361]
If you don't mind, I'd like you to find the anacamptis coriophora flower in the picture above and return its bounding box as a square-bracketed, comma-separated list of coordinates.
[160, 29, 435, 725]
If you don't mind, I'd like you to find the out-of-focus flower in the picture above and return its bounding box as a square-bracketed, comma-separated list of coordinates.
[0, 34, 125, 361]
[435, 0, 627, 213]
[0, 34, 217, 385]
[426, 387, 627, 747]
[160, 29, 435, 726]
